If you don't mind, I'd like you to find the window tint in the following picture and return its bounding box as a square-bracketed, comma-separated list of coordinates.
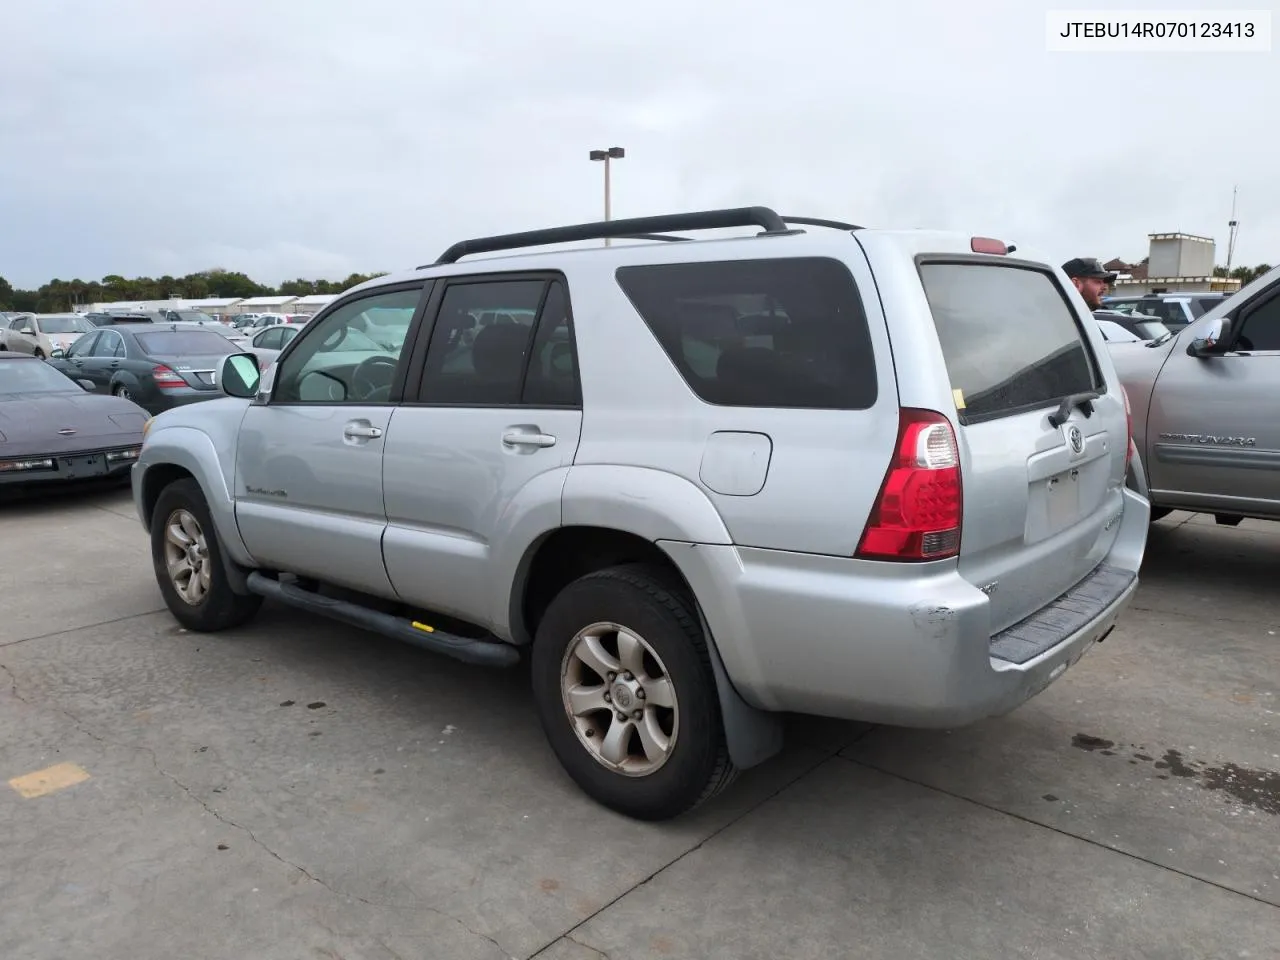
[417, 280, 545, 404]
[615, 257, 877, 409]
[254, 328, 282, 350]
[135, 331, 239, 355]
[66, 331, 99, 357]
[918, 263, 1099, 424]
[521, 282, 580, 407]
[273, 287, 422, 404]
[1192, 297, 1224, 318]
[1236, 293, 1280, 351]
[92, 332, 125, 358]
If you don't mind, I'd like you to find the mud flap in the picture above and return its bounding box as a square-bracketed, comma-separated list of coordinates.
[695, 605, 785, 770]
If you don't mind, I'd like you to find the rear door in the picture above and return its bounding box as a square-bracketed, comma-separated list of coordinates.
[912, 252, 1129, 634]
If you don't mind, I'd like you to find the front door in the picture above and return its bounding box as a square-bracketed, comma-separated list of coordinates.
[381, 276, 584, 631]
[1146, 279, 1280, 517]
[233, 284, 428, 596]
[80, 328, 126, 392]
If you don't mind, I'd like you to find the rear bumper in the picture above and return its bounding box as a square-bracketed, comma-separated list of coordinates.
[660, 486, 1149, 728]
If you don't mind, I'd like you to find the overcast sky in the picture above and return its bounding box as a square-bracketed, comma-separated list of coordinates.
[1, 0, 1274, 288]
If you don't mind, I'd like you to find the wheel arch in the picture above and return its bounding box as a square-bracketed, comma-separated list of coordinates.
[510, 524, 784, 771]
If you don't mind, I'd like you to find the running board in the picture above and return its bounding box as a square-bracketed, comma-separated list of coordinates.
[245, 572, 521, 668]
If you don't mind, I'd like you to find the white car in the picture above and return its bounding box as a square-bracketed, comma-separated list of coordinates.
[0, 313, 95, 359]
[245, 323, 302, 369]
[1096, 318, 1142, 342]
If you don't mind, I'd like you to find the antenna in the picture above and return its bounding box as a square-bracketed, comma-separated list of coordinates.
[1225, 184, 1239, 279]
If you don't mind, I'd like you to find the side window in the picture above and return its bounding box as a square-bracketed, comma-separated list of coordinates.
[272, 287, 423, 404]
[1235, 291, 1280, 352]
[615, 257, 878, 409]
[66, 331, 99, 357]
[521, 281, 581, 407]
[254, 328, 281, 350]
[417, 280, 545, 405]
[93, 332, 124, 357]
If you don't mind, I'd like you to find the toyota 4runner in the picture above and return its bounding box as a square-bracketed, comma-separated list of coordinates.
[132, 207, 1150, 820]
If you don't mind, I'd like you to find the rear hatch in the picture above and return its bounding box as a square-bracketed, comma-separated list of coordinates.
[914, 254, 1129, 635]
[133, 328, 238, 390]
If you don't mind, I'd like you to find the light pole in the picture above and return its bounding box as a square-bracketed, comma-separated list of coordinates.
[589, 146, 625, 245]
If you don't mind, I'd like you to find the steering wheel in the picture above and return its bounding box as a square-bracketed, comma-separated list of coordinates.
[351, 355, 398, 401]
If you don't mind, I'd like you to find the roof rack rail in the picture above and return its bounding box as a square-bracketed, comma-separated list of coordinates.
[781, 216, 863, 230]
[616, 233, 691, 242]
[428, 206, 795, 266]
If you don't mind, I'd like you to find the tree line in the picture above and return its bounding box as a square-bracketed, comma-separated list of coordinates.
[2, 262, 1273, 316]
[0, 269, 388, 314]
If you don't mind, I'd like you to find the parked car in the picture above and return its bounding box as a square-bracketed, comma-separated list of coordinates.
[0, 313, 95, 358]
[1093, 310, 1171, 342]
[1096, 318, 1142, 343]
[131, 207, 1148, 820]
[0, 351, 147, 491]
[244, 323, 301, 370]
[47, 323, 240, 414]
[1101, 292, 1229, 330]
[1116, 265, 1280, 525]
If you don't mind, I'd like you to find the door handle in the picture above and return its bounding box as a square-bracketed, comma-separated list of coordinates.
[343, 423, 383, 439]
[502, 431, 556, 448]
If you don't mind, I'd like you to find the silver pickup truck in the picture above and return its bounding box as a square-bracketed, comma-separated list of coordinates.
[1117, 265, 1280, 524]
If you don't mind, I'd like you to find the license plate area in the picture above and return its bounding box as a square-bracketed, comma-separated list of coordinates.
[58, 454, 108, 479]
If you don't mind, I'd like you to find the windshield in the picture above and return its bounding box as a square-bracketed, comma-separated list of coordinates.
[172, 311, 210, 322]
[134, 331, 239, 356]
[37, 316, 91, 334]
[0, 358, 79, 394]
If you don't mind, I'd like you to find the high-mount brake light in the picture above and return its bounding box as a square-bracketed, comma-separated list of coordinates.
[856, 409, 963, 562]
[970, 237, 1008, 255]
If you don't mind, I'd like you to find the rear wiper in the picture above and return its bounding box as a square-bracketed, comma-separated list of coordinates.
[1047, 391, 1099, 428]
[1146, 332, 1174, 347]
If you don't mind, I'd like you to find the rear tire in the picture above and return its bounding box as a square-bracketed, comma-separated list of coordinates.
[151, 478, 262, 631]
[530, 563, 736, 821]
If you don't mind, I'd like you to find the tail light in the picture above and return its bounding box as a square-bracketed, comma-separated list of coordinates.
[152, 365, 186, 389]
[1121, 386, 1134, 470]
[856, 409, 963, 562]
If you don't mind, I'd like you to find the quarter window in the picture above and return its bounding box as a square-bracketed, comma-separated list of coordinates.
[615, 257, 878, 409]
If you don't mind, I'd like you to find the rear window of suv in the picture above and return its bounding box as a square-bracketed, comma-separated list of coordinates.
[615, 257, 877, 409]
[918, 262, 1100, 424]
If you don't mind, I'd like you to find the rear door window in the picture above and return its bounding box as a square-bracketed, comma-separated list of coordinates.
[918, 261, 1100, 424]
[615, 257, 877, 409]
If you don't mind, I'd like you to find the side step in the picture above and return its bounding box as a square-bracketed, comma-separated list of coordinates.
[245, 572, 521, 668]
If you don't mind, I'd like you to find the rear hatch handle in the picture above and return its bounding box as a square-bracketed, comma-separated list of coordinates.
[1047, 390, 1100, 428]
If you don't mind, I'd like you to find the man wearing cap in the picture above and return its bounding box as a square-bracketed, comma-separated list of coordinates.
[1062, 257, 1118, 310]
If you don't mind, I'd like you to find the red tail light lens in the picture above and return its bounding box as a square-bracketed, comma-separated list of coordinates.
[856, 409, 963, 562]
[152, 364, 186, 389]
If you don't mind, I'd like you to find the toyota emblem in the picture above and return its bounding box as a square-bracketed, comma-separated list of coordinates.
[1067, 425, 1084, 454]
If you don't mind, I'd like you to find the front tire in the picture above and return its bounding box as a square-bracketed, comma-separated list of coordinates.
[151, 478, 262, 631]
[531, 563, 736, 821]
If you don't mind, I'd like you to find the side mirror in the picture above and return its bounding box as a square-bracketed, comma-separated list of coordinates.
[216, 352, 262, 398]
[76, 378, 95, 391]
[1186, 317, 1229, 357]
[50, 348, 66, 359]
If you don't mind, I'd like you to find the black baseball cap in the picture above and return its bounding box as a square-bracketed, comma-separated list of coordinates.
[1062, 257, 1117, 282]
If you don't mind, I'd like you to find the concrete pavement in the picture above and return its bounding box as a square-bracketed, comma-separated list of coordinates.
[2, 490, 1277, 959]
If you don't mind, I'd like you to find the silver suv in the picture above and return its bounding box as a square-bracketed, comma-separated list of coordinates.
[132, 207, 1149, 820]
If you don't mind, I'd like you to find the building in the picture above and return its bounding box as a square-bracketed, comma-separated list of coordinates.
[290, 293, 339, 316]
[1109, 232, 1241, 297]
[234, 295, 299, 314]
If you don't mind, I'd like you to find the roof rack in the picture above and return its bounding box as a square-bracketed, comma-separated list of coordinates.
[428, 206, 797, 266]
[781, 216, 863, 230]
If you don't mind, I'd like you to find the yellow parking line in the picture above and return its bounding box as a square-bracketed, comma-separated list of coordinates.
[8, 762, 92, 798]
